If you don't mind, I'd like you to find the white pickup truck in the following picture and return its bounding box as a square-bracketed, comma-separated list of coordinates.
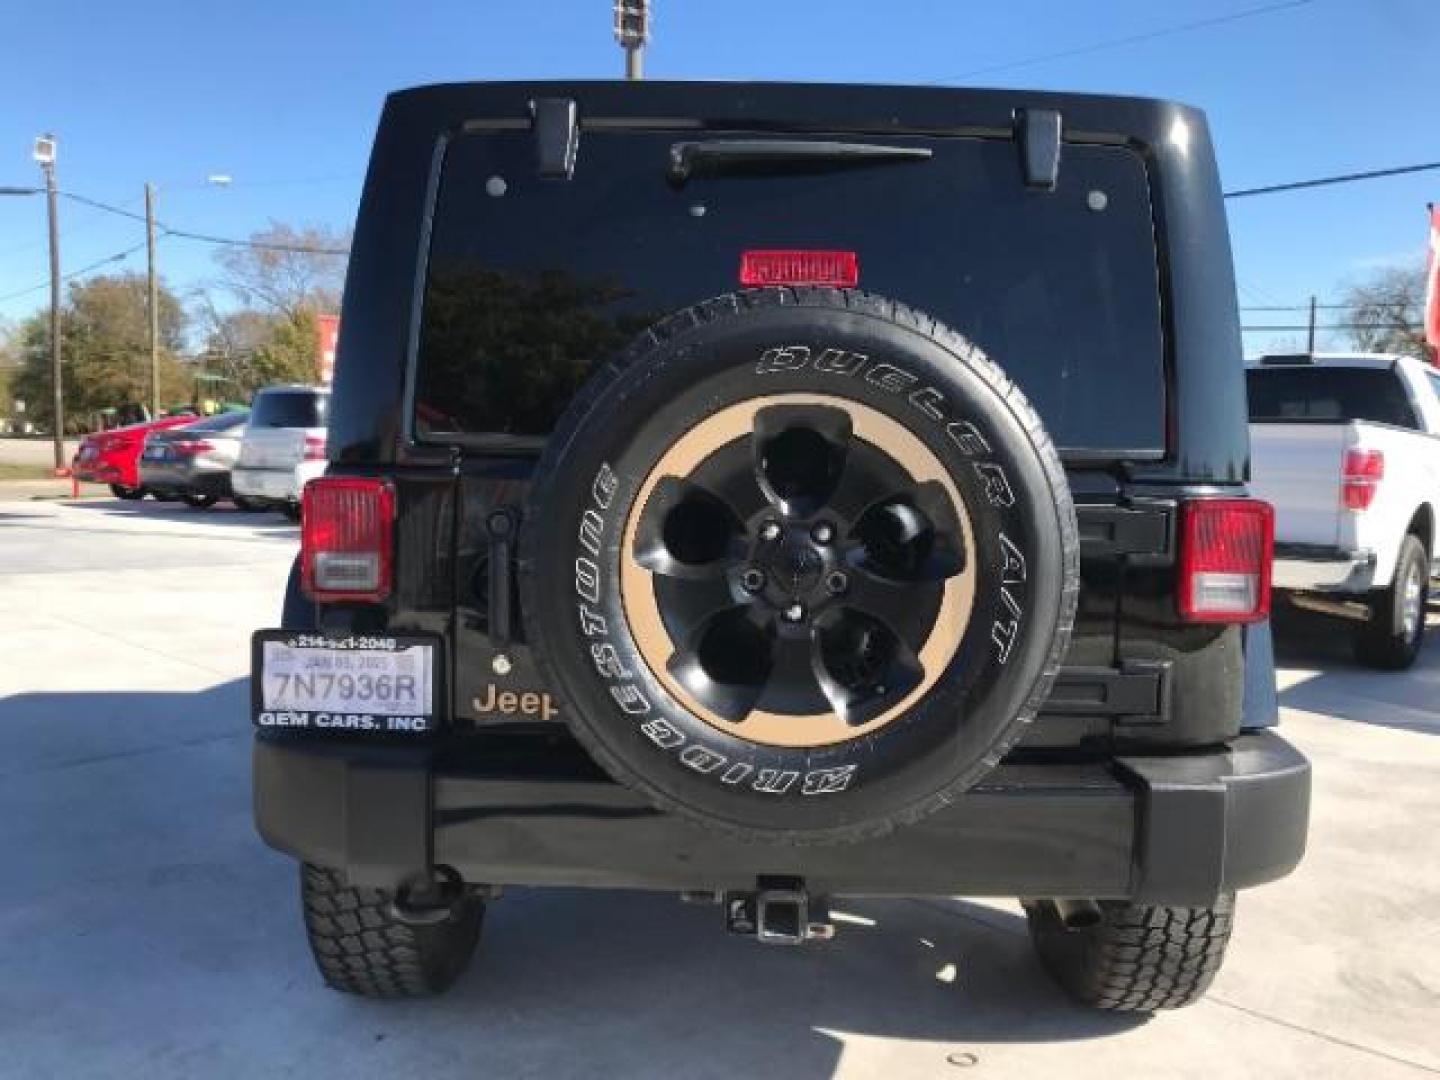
[1248, 352, 1440, 669]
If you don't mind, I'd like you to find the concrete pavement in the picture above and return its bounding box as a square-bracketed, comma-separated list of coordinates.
[0, 498, 1437, 1079]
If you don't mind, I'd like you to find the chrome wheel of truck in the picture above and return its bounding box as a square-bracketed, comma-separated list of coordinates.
[1356, 534, 1428, 670]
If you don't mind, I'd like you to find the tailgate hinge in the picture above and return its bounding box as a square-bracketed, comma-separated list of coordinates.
[1076, 502, 1172, 559]
[531, 97, 579, 179]
[1043, 661, 1171, 727]
[1017, 108, 1062, 190]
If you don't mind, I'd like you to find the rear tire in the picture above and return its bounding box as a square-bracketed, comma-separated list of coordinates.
[109, 484, 144, 501]
[1024, 894, 1235, 1011]
[300, 864, 484, 999]
[182, 493, 219, 509]
[1355, 534, 1428, 670]
[282, 504, 302, 522]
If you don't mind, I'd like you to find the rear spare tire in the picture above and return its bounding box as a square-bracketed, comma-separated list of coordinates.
[520, 289, 1078, 842]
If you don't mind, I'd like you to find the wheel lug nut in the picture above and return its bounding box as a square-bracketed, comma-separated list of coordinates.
[782, 601, 806, 623]
[740, 567, 767, 593]
[811, 521, 835, 545]
[759, 520, 782, 542]
[824, 570, 849, 595]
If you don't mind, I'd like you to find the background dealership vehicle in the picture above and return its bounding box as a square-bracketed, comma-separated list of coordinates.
[1248, 353, 1440, 669]
[139, 410, 250, 509]
[231, 386, 329, 519]
[71, 414, 198, 500]
[251, 81, 1309, 1011]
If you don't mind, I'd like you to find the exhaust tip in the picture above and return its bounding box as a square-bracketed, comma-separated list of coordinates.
[1063, 908, 1103, 931]
[1053, 897, 1104, 931]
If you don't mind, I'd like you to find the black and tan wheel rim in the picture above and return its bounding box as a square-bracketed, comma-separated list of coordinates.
[620, 393, 976, 748]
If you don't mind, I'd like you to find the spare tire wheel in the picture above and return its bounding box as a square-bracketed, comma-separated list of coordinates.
[519, 289, 1078, 843]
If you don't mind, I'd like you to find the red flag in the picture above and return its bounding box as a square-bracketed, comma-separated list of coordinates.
[1426, 205, 1440, 363]
[316, 314, 340, 384]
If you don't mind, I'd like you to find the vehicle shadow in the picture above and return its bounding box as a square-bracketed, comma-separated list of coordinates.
[0, 679, 1146, 1080]
[62, 496, 297, 531]
[400, 888, 1147, 1076]
[1272, 606, 1440, 734]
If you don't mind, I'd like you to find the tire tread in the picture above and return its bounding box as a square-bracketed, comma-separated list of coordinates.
[299, 864, 482, 999]
[1026, 894, 1234, 1011]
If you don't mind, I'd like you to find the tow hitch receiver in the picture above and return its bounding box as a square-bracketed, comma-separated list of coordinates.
[725, 879, 835, 944]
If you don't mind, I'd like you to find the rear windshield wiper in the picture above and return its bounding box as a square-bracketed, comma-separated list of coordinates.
[667, 139, 933, 186]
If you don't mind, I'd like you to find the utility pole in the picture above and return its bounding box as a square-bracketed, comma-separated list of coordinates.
[145, 182, 160, 419]
[34, 134, 64, 472]
[614, 0, 650, 80]
[1307, 294, 1317, 353]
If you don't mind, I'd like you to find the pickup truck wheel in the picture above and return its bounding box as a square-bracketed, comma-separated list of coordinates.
[109, 484, 144, 501]
[1023, 893, 1235, 1011]
[1355, 534, 1428, 670]
[300, 865, 484, 999]
[181, 493, 219, 509]
[521, 288, 1079, 843]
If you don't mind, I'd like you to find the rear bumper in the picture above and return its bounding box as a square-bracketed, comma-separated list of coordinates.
[1273, 543, 1376, 592]
[253, 730, 1310, 906]
[139, 461, 232, 496]
[233, 461, 324, 503]
[72, 459, 124, 485]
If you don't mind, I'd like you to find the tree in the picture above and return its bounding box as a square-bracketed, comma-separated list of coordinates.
[1341, 262, 1429, 358]
[250, 308, 323, 387]
[192, 293, 323, 395]
[213, 222, 350, 318]
[10, 273, 191, 433]
[0, 320, 17, 419]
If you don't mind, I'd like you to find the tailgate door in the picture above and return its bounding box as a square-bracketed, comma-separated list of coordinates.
[1248, 423, 1347, 548]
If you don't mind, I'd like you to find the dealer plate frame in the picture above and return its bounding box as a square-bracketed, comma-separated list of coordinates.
[250, 629, 445, 737]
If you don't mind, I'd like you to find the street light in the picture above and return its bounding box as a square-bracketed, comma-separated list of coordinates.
[34, 133, 65, 473]
[614, 0, 651, 80]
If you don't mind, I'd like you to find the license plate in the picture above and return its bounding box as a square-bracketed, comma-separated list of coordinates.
[143, 446, 170, 461]
[251, 631, 438, 735]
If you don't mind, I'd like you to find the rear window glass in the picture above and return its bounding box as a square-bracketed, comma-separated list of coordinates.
[180, 410, 249, 433]
[1246, 367, 1418, 429]
[414, 130, 1165, 454]
[250, 391, 327, 429]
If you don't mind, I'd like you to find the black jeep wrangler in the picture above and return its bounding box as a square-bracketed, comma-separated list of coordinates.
[252, 81, 1310, 1010]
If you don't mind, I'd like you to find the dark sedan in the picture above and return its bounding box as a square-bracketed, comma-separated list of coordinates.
[138, 410, 250, 508]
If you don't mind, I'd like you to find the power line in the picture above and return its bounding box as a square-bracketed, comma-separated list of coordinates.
[1240, 302, 1413, 312]
[945, 0, 1315, 81]
[1242, 323, 1416, 332]
[157, 224, 349, 256]
[60, 190, 148, 223]
[58, 189, 350, 255]
[1224, 161, 1440, 199]
[0, 239, 149, 304]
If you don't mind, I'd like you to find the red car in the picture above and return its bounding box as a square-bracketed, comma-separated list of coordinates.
[72, 415, 198, 499]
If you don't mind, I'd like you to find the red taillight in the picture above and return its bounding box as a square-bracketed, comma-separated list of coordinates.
[171, 439, 214, 456]
[739, 249, 859, 288]
[301, 478, 395, 602]
[303, 435, 327, 461]
[1178, 498, 1273, 623]
[1342, 447, 1384, 511]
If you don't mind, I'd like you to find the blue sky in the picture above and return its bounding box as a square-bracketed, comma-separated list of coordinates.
[2, 0, 1436, 353]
